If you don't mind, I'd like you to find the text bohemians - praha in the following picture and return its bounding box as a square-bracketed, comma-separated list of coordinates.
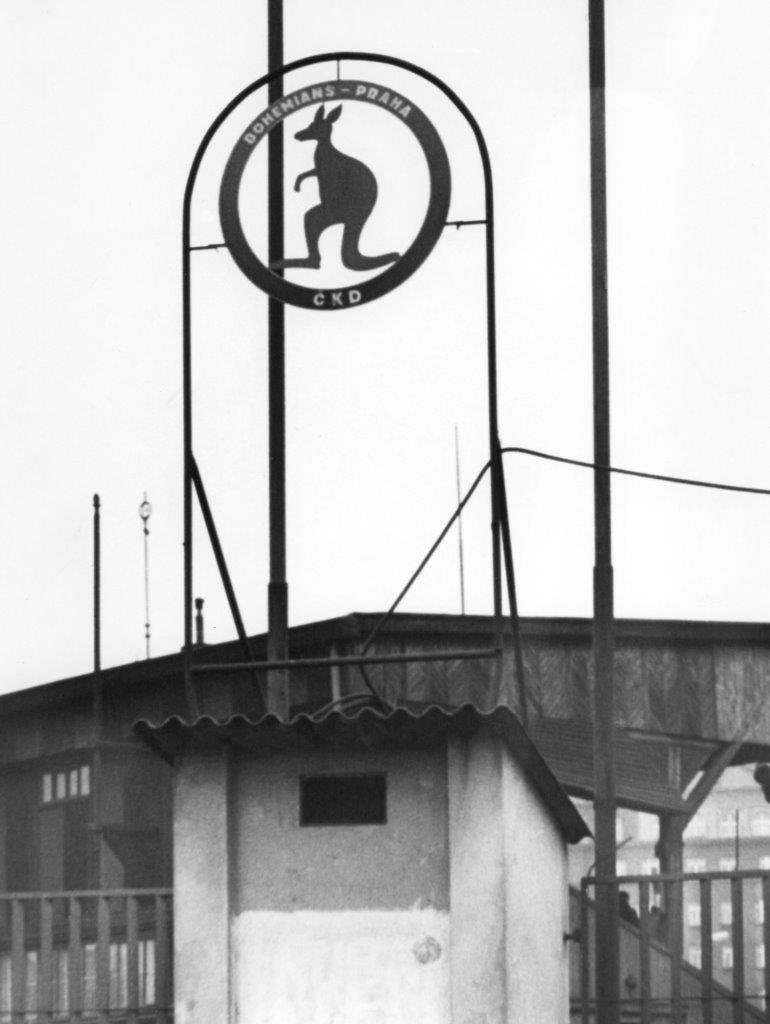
[243, 83, 413, 144]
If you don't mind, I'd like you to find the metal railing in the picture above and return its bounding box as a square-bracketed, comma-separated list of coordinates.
[0, 890, 172, 1024]
[575, 871, 770, 1024]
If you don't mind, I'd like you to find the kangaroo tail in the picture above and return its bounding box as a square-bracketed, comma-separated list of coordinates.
[342, 250, 400, 272]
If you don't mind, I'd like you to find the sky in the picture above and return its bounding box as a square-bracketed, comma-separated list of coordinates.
[2, 1, 770, 694]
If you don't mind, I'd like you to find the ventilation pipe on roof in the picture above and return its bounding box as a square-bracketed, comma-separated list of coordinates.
[194, 598, 205, 646]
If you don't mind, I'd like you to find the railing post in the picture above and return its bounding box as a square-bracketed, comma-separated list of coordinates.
[762, 875, 770, 1024]
[700, 876, 714, 1024]
[639, 880, 651, 1024]
[68, 897, 83, 1024]
[96, 896, 110, 1024]
[580, 879, 591, 1024]
[39, 897, 53, 1023]
[10, 900, 24, 1024]
[732, 875, 745, 1024]
[126, 896, 139, 1024]
[666, 876, 683, 1023]
[155, 893, 172, 1024]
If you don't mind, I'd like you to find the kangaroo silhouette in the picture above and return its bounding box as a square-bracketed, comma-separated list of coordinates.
[271, 104, 400, 272]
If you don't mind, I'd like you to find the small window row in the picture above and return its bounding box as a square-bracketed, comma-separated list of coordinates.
[42, 766, 91, 804]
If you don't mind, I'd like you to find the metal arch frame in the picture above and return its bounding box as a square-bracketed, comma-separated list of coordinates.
[182, 51, 527, 724]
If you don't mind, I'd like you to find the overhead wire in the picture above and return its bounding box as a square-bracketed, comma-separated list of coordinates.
[358, 444, 770, 720]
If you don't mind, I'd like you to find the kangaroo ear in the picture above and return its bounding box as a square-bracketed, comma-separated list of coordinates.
[313, 104, 325, 123]
[326, 104, 343, 124]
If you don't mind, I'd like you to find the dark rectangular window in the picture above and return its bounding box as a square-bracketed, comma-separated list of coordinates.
[300, 774, 386, 826]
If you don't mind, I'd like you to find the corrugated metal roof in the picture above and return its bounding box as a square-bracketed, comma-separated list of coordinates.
[134, 699, 590, 844]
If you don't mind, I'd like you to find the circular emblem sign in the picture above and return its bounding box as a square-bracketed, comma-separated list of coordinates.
[219, 79, 451, 310]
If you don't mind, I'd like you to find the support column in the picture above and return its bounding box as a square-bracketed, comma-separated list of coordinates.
[588, 1, 618, 1019]
[173, 750, 231, 1024]
[266, 0, 290, 718]
[656, 814, 685, 1012]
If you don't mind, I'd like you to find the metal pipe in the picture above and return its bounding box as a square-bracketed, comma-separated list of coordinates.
[588, 1, 618, 1019]
[494, 446, 529, 730]
[266, 0, 290, 719]
[182, 126, 198, 720]
[454, 424, 466, 615]
[191, 455, 267, 714]
[93, 494, 101, 675]
[92, 493, 103, 843]
[190, 647, 501, 673]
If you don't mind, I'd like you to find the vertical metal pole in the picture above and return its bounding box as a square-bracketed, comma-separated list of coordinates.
[454, 424, 466, 615]
[589, 1, 618, 1021]
[266, 0, 290, 718]
[92, 494, 103, 873]
[481, 129, 504, 690]
[93, 495, 101, 676]
[182, 174, 199, 719]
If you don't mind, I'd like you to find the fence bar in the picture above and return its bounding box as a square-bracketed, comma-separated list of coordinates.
[39, 897, 53, 1022]
[700, 876, 714, 1024]
[191, 648, 501, 672]
[126, 895, 139, 1024]
[638, 880, 651, 1024]
[155, 894, 171, 1023]
[731, 875, 745, 1024]
[763, 876, 770, 1024]
[68, 897, 83, 1024]
[580, 880, 590, 1024]
[96, 897, 110, 1024]
[667, 877, 683, 1023]
[10, 900, 24, 1024]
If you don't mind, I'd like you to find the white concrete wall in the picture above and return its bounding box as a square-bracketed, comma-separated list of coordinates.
[173, 749, 231, 1024]
[233, 908, 449, 1024]
[501, 742, 570, 1024]
[231, 746, 450, 1024]
[170, 734, 571, 1024]
[447, 731, 569, 1024]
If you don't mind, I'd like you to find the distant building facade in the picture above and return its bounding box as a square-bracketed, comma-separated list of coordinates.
[570, 766, 770, 1000]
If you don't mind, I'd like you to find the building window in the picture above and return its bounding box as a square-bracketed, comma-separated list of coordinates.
[109, 942, 128, 1009]
[616, 860, 627, 877]
[685, 815, 706, 839]
[757, 946, 766, 970]
[686, 858, 707, 874]
[757, 900, 765, 925]
[687, 904, 701, 927]
[688, 947, 702, 969]
[83, 944, 96, 1014]
[53, 949, 69, 1017]
[139, 939, 156, 1006]
[300, 774, 387, 827]
[41, 765, 91, 804]
[719, 858, 737, 872]
[722, 946, 734, 969]
[638, 814, 658, 842]
[720, 901, 733, 925]
[761, 856, 770, 872]
[719, 815, 736, 838]
[641, 860, 659, 876]
[0, 954, 10, 1021]
[753, 814, 770, 838]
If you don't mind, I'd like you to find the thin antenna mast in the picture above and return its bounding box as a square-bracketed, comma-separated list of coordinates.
[454, 424, 466, 614]
[139, 493, 152, 658]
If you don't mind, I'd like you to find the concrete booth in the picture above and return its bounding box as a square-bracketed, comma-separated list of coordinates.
[136, 700, 589, 1024]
